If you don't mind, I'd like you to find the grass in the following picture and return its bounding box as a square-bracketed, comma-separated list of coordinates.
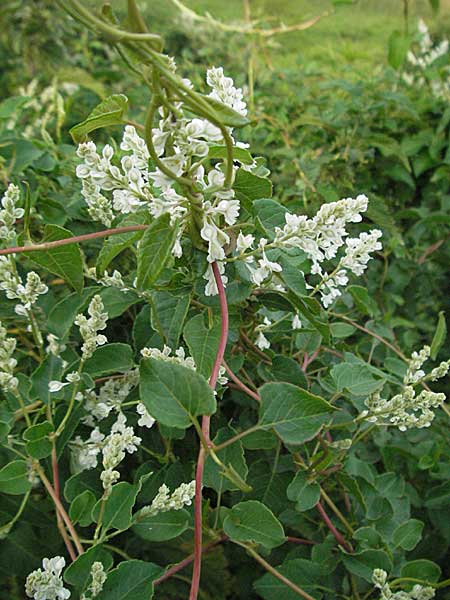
[143, 0, 450, 75]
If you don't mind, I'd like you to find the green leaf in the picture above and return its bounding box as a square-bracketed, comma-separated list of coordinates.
[97, 211, 148, 275]
[84, 343, 134, 377]
[204, 427, 248, 493]
[392, 519, 424, 551]
[259, 383, 334, 445]
[234, 169, 272, 204]
[199, 94, 250, 128]
[254, 199, 288, 232]
[23, 421, 53, 459]
[133, 509, 189, 541]
[401, 559, 441, 583]
[0, 460, 32, 495]
[69, 490, 96, 527]
[96, 560, 161, 600]
[223, 500, 285, 549]
[140, 358, 216, 429]
[347, 285, 378, 317]
[208, 145, 253, 165]
[330, 323, 356, 338]
[342, 549, 393, 582]
[430, 311, 446, 360]
[136, 214, 178, 290]
[353, 527, 383, 549]
[388, 31, 410, 70]
[48, 287, 98, 339]
[64, 470, 102, 503]
[337, 473, 366, 511]
[70, 94, 128, 143]
[331, 363, 385, 396]
[28, 225, 84, 293]
[267, 356, 307, 389]
[286, 472, 320, 512]
[64, 545, 113, 591]
[92, 481, 140, 532]
[0, 96, 30, 119]
[30, 355, 63, 405]
[151, 291, 191, 347]
[183, 314, 220, 378]
[254, 559, 323, 600]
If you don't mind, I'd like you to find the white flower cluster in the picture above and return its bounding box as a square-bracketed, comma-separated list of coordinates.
[46, 334, 66, 357]
[81, 370, 139, 426]
[236, 194, 382, 307]
[81, 562, 106, 600]
[140, 480, 196, 517]
[86, 267, 126, 290]
[25, 556, 70, 600]
[372, 569, 435, 600]
[0, 321, 19, 394]
[9, 79, 73, 143]
[0, 184, 23, 244]
[100, 413, 141, 495]
[76, 66, 250, 295]
[74, 295, 108, 360]
[0, 256, 48, 315]
[141, 344, 196, 369]
[364, 345, 448, 431]
[141, 344, 227, 385]
[403, 19, 450, 100]
[71, 412, 141, 495]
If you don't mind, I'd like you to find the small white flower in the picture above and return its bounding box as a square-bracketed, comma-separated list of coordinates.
[136, 402, 156, 429]
[236, 231, 254, 253]
[49, 381, 70, 393]
[255, 331, 270, 350]
[292, 315, 302, 330]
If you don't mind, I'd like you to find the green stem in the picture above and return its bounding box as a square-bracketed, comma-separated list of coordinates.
[320, 488, 354, 536]
[239, 543, 317, 600]
[0, 490, 31, 536]
[55, 361, 84, 437]
[94, 495, 107, 543]
[212, 424, 261, 451]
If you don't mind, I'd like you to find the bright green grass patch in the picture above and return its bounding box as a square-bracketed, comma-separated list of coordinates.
[145, 0, 450, 74]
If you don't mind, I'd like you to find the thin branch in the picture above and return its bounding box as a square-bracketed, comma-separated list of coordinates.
[154, 537, 227, 586]
[286, 536, 317, 546]
[316, 501, 352, 553]
[242, 544, 317, 600]
[330, 313, 407, 361]
[36, 464, 84, 556]
[171, 0, 328, 37]
[52, 447, 77, 561]
[0, 225, 148, 257]
[223, 359, 261, 402]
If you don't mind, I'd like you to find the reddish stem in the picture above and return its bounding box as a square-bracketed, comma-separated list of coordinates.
[223, 360, 260, 403]
[316, 501, 352, 552]
[286, 536, 317, 546]
[154, 536, 227, 587]
[189, 262, 229, 600]
[52, 448, 77, 561]
[0, 225, 147, 256]
[302, 348, 320, 372]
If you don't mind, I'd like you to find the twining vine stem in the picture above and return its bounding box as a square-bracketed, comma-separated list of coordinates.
[189, 261, 229, 600]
